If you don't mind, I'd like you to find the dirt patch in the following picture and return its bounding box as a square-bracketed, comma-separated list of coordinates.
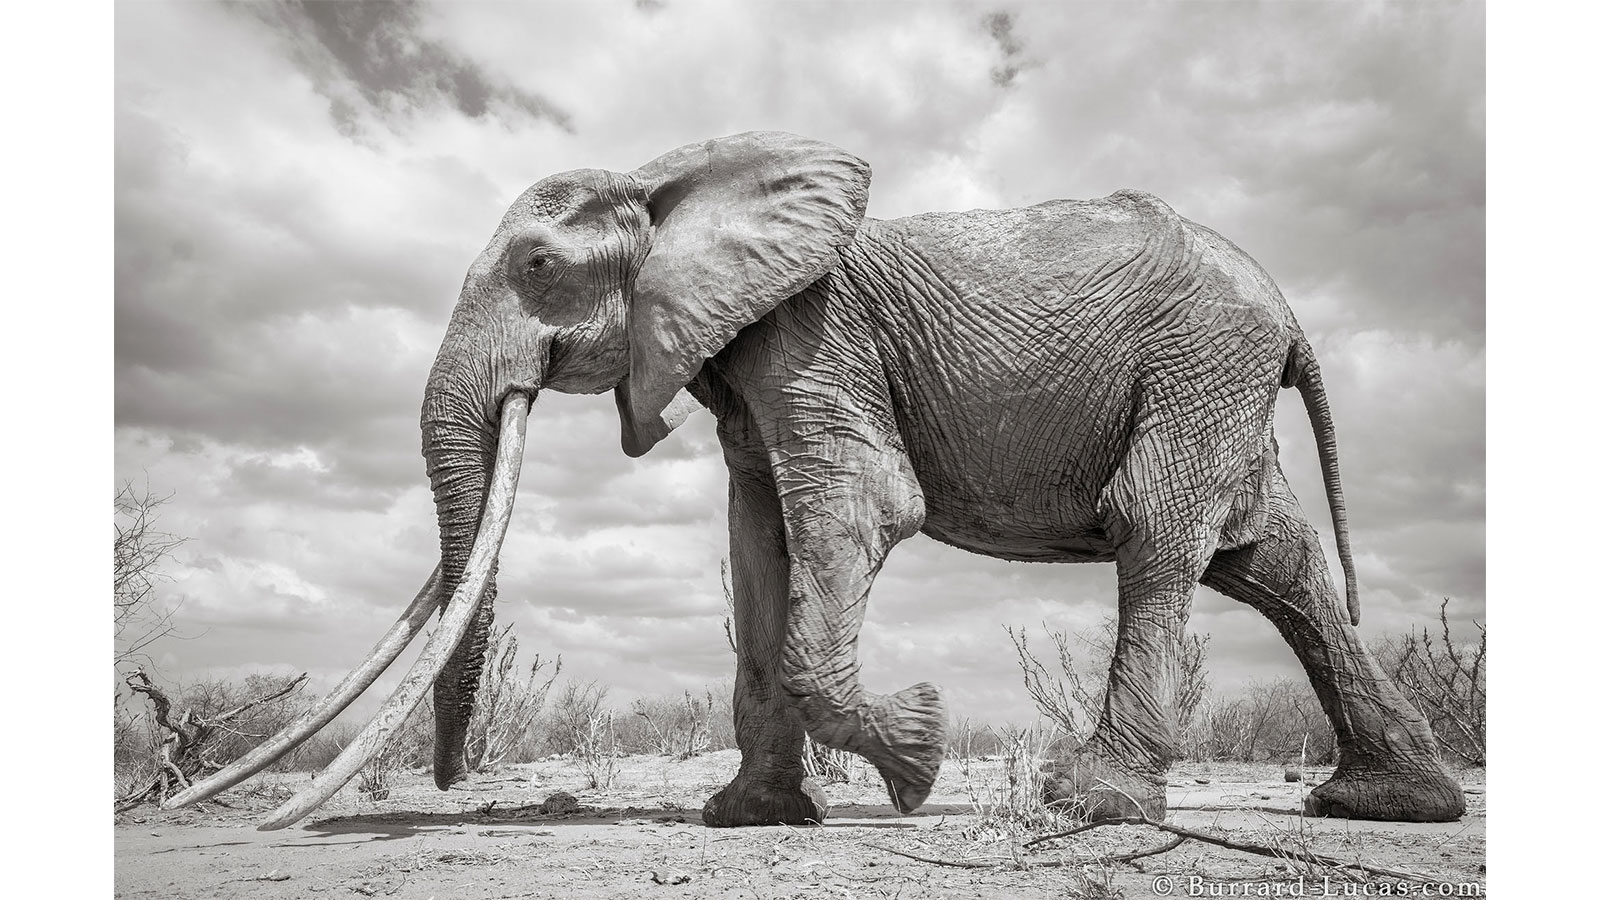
[114, 753, 1485, 899]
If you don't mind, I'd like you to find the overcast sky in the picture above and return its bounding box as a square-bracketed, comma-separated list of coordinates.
[114, 0, 1484, 728]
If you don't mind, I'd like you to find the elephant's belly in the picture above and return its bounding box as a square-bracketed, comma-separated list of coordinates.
[920, 516, 1117, 563]
[904, 416, 1123, 564]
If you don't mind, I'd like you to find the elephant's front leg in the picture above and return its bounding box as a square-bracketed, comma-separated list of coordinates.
[767, 433, 945, 815]
[701, 468, 829, 827]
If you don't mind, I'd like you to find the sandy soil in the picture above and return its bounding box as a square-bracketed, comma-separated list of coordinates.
[115, 752, 1485, 899]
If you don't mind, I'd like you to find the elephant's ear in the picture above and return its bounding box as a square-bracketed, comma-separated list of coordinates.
[615, 131, 871, 456]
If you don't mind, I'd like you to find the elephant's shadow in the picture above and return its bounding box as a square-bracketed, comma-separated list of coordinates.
[294, 801, 969, 840]
[291, 804, 696, 841]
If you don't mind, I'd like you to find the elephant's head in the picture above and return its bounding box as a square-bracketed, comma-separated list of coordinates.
[163, 132, 871, 826]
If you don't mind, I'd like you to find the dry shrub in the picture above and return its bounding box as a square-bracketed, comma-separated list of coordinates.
[547, 680, 619, 788]
[1374, 598, 1485, 766]
[114, 484, 187, 669]
[802, 733, 863, 784]
[464, 625, 560, 772]
[947, 716, 1009, 762]
[1008, 616, 1208, 756]
[626, 690, 716, 759]
[960, 723, 1075, 842]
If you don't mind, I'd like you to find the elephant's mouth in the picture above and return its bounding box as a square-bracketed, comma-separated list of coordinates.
[159, 392, 533, 830]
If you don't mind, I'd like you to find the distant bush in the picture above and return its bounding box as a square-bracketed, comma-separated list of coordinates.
[1186, 677, 1336, 764]
[1373, 598, 1485, 767]
[622, 688, 725, 759]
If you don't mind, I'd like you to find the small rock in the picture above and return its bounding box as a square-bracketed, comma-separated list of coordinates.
[650, 871, 691, 885]
[1194, 778, 1211, 785]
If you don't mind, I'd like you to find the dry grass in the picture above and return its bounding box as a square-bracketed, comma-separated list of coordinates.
[954, 723, 1079, 847]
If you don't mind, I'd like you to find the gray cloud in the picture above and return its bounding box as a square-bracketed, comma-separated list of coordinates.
[244, 0, 572, 135]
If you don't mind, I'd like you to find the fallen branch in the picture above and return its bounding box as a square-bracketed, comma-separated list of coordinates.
[117, 668, 308, 809]
[865, 834, 1187, 870]
[1023, 817, 1444, 883]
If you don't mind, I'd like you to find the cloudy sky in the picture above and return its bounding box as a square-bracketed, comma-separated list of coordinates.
[114, 0, 1484, 728]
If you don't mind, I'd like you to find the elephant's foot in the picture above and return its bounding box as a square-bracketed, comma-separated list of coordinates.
[702, 775, 830, 827]
[1305, 766, 1465, 822]
[859, 682, 947, 814]
[1040, 749, 1165, 822]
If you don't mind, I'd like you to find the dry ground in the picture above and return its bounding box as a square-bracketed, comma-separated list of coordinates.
[115, 752, 1486, 899]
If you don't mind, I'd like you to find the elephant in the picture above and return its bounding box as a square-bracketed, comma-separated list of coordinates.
[167, 131, 1466, 829]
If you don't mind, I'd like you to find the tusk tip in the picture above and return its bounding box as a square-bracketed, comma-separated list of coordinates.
[161, 790, 199, 810]
[255, 810, 300, 831]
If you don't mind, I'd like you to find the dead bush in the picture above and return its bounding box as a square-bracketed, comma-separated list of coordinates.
[802, 733, 863, 784]
[1374, 598, 1485, 766]
[1009, 616, 1208, 756]
[547, 680, 619, 788]
[960, 723, 1074, 843]
[627, 690, 716, 759]
[1186, 677, 1335, 764]
[464, 625, 560, 772]
[115, 669, 310, 809]
[114, 484, 187, 670]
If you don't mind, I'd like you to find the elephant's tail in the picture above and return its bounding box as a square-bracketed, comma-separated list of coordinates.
[1283, 335, 1360, 626]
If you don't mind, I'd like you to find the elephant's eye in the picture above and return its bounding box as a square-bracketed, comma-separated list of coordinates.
[527, 255, 549, 273]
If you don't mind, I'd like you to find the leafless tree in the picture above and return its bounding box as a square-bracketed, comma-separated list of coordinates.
[114, 483, 188, 670]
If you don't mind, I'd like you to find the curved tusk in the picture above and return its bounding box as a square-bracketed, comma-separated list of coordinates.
[161, 564, 445, 810]
[257, 391, 531, 831]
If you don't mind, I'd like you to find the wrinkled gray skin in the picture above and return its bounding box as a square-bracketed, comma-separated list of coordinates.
[420, 132, 1465, 826]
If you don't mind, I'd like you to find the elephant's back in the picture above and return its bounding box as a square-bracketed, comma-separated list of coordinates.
[883, 191, 1188, 295]
[850, 193, 1298, 560]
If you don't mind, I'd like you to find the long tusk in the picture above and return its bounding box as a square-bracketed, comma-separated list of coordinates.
[161, 565, 445, 810]
[257, 391, 531, 831]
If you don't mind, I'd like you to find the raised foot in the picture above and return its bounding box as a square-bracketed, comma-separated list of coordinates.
[1040, 749, 1166, 822]
[1305, 768, 1465, 822]
[861, 681, 947, 814]
[701, 775, 829, 827]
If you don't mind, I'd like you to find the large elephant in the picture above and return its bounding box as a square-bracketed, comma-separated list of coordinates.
[170, 132, 1465, 829]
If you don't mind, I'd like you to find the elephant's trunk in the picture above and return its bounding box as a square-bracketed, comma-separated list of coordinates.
[422, 398, 502, 789]
[420, 309, 546, 789]
[252, 390, 532, 830]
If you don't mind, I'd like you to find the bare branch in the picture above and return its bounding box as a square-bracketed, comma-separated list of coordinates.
[1022, 817, 1448, 883]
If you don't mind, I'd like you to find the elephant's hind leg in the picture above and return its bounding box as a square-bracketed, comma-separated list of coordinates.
[701, 468, 829, 827]
[1200, 468, 1465, 822]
